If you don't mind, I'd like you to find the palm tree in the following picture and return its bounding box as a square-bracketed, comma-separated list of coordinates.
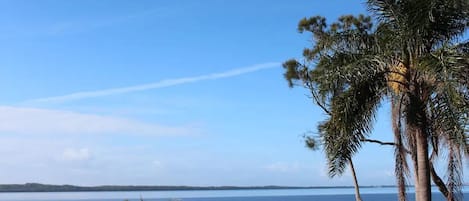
[283, 1, 469, 201]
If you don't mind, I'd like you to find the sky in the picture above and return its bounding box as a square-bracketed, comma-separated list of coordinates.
[0, 0, 460, 187]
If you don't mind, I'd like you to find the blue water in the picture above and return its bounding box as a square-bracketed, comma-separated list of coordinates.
[0, 187, 468, 201]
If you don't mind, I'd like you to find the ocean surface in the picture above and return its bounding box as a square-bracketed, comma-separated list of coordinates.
[0, 187, 468, 201]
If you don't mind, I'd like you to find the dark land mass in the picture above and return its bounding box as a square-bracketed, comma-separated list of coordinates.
[0, 183, 400, 193]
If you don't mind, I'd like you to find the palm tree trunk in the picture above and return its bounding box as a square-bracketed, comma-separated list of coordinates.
[348, 159, 362, 201]
[415, 128, 431, 201]
[406, 70, 432, 201]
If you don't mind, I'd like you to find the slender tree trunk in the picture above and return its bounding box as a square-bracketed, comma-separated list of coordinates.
[413, 146, 420, 201]
[415, 128, 431, 201]
[430, 161, 450, 199]
[408, 125, 419, 201]
[348, 159, 362, 201]
[392, 98, 407, 201]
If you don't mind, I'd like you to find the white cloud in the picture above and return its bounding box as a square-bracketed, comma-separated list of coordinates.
[152, 160, 164, 168]
[264, 162, 301, 173]
[384, 170, 394, 177]
[61, 148, 91, 161]
[26, 62, 279, 103]
[0, 106, 198, 136]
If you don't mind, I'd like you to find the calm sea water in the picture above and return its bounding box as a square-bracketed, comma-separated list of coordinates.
[0, 187, 467, 201]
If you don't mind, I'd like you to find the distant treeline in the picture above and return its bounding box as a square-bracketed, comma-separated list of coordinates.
[0, 183, 398, 192]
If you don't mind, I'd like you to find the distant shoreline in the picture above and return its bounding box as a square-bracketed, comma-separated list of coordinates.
[0, 183, 404, 193]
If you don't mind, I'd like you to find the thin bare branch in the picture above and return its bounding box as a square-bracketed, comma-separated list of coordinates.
[361, 138, 396, 146]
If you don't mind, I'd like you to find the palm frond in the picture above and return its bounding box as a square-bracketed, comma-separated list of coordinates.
[321, 70, 387, 176]
[447, 146, 463, 201]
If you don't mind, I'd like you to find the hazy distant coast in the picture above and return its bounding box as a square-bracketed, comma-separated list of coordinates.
[0, 183, 399, 193]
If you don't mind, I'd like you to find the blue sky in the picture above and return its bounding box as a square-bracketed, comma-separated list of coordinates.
[0, 0, 440, 186]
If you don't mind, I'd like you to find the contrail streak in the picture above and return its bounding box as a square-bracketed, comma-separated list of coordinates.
[27, 62, 280, 103]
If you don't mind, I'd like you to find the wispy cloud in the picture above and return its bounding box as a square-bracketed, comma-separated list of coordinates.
[7, 7, 166, 38]
[0, 106, 198, 136]
[27, 62, 279, 103]
[61, 148, 92, 161]
[45, 8, 163, 36]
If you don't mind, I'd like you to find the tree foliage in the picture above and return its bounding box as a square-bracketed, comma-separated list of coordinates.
[284, 1, 469, 201]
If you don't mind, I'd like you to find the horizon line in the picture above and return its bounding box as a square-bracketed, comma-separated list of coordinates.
[2, 182, 405, 188]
